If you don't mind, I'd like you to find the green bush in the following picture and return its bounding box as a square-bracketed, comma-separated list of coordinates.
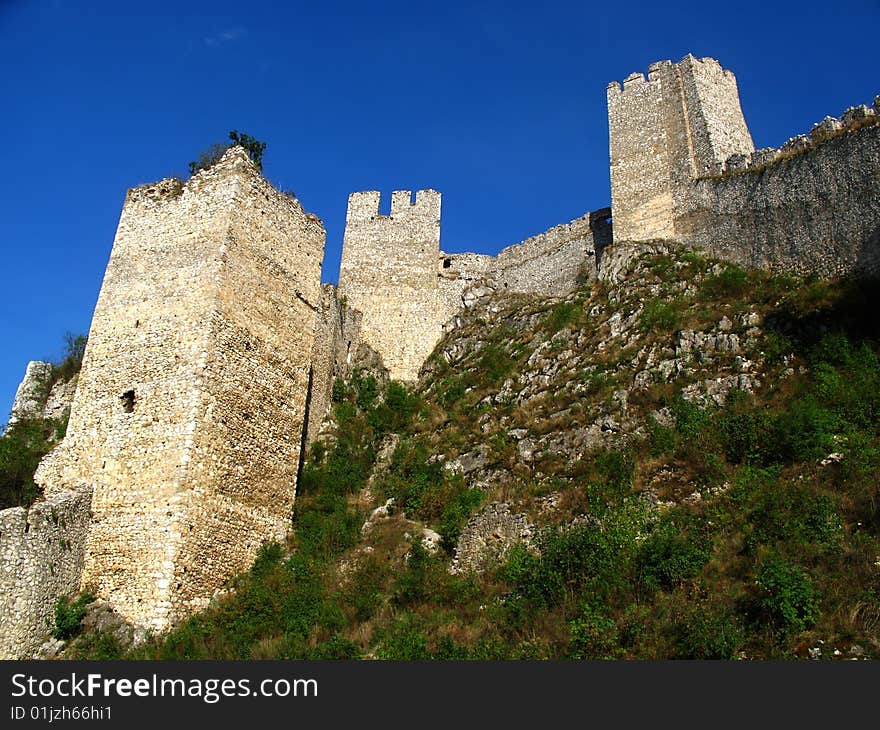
[53, 333, 87, 383]
[501, 503, 645, 608]
[309, 634, 360, 659]
[478, 343, 515, 384]
[755, 557, 820, 634]
[675, 605, 744, 659]
[54, 589, 95, 640]
[188, 131, 266, 176]
[543, 301, 581, 332]
[647, 416, 676, 457]
[0, 419, 61, 509]
[640, 300, 679, 333]
[393, 541, 433, 605]
[702, 264, 749, 297]
[376, 616, 433, 659]
[637, 521, 710, 591]
[439, 487, 484, 550]
[568, 603, 621, 659]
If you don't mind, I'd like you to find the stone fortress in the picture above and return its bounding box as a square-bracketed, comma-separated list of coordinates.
[1, 54, 878, 657]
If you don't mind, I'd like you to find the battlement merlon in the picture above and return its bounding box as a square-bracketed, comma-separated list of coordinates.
[607, 55, 739, 99]
[345, 189, 442, 224]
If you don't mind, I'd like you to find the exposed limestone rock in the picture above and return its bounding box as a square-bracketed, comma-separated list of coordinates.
[451, 502, 534, 574]
[7, 361, 54, 427]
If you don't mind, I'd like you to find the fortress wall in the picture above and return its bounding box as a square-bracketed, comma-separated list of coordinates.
[493, 213, 596, 294]
[339, 190, 443, 381]
[677, 117, 880, 277]
[0, 486, 92, 659]
[172, 157, 325, 622]
[608, 56, 754, 244]
[608, 70, 674, 241]
[675, 55, 755, 176]
[37, 170, 230, 630]
[34, 147, 324, 631]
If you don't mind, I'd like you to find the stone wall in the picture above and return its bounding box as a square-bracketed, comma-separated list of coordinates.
[607, 55, 754, 243]
[338, 189, 609, 381]
[34, 146, 325, 631]
[338, 190, 443, 382]
[679, 119, 880, 277]
[0, 486, 92, 659]
[608, 54, 880, 279]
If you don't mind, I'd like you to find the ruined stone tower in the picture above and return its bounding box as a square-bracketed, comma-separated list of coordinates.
[607, 54, 755, 242]
[36, 146, 325, 631]
[338, 190, 444, 381]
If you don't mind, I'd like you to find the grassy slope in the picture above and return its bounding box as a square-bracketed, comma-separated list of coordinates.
[66, 250, 880, 660]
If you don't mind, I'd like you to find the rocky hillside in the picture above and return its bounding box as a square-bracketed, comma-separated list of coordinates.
[62, 246, 880, 660]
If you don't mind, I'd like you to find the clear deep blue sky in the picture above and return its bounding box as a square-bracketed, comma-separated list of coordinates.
[1, 0, 877, 422]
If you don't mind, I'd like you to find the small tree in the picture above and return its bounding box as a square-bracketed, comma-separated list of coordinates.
[188, 142, 232, 176]
[228, 130, 266, 171]
[188, 131, 267, 176]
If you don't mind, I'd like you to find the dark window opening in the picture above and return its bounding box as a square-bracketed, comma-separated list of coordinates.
[135, 319, 140, 328]
[24, 522, 30, 534]
[121, 389, 136, 413]
[443, 257, 452, 268]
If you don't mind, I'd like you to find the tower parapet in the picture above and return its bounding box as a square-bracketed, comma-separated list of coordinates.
[338, 190, 443, 381]
[608, 55, 754, 242]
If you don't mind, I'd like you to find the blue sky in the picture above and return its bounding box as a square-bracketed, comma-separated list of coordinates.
[1, 0, 877, 421]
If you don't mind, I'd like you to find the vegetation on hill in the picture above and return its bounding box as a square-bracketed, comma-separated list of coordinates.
[62, 249, 880, 660]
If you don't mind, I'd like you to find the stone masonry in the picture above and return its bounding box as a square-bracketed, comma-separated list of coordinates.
[0, 486, 92, 659]
[608, 54, 880, 277]
[338, 190, 445, 382]
[2, 53, 878, 657]
[34, 146, 325, 633]
[339, 189, 608, 381]
[608, 55, 755, 242]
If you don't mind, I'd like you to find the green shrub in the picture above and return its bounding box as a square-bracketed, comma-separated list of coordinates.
[376, 616, 432, 659]
[640, 300, 679, 333]
[439, 487, 484, 551]
[331, 378, 348, 403]
[393, 541, 433, 605]
[309, 634, 360, 659]
[568, 603, 621, 659]
[353, 373, 378, 410]
[543, 301, 581, 332]
[188, 131, 266, 176]
[478, 343, 515, 384]
[647, 416, 676, 457]
[702, 264, 749, 297]
[53, 333, 87, 383]
[501, 503, 645, 607]
[755, 557, 820, 634]
[675, 605, 744, 659]
[54, 589, 95, 640]
[0, 419, 61, 509]
[637, 521, 710, 591]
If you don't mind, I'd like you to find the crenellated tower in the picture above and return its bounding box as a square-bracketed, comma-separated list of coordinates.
[607, 54, 754, 242]
[338, 190, 444, 381]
